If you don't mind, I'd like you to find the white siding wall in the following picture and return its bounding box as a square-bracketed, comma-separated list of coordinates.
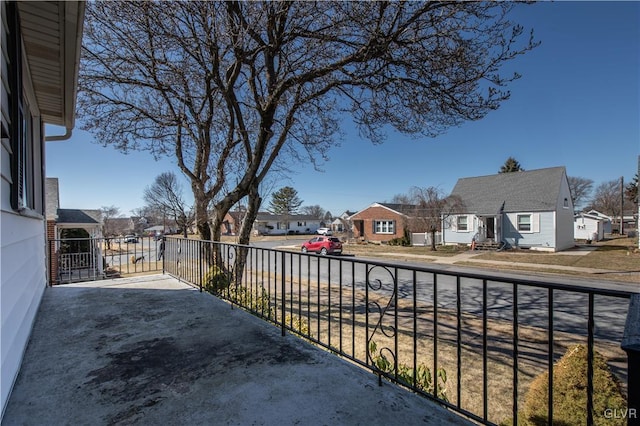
[575, 217, 604, 241]
[1, 3, 47, 415]
[1, 214, 47, 414]
[442, 214, 476, 245]
[503, 212, 556, 250]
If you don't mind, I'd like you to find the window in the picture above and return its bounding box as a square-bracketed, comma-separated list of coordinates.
[517, 214, 531, 232]
[374, 220, 395, 234]
[5, 3, 38, 212]
[563, 198, 569, 208]
[456, 216, 468, 231]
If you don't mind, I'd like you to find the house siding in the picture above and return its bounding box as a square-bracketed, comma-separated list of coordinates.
[503, 211, 556, 250]
[555, 175, 576, 251]
[1, 3, 45, 415]
[442, 214, 476, 245]
[1, 214, 46, 415]
[350, 205, 407, 242]
[575, 216, 604, 241]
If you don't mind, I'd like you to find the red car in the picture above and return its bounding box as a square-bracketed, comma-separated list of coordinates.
[301, 236, 342, 255]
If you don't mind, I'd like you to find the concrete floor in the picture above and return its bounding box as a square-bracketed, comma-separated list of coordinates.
[2, 275, 470, 425]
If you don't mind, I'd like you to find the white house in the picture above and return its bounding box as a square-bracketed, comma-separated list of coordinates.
[443, 167, 575, 252]
[331, 210, 356, 233]
[584, 210, 612, 234]
[1, 2, 84, 416]
[574, 212, 606, 242]
[252, 212, 323, 235]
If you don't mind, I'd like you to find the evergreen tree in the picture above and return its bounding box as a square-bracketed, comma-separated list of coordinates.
[269, 187, 303, 215]
[625, 173, 638, 204]
[499, 157, 524, 173]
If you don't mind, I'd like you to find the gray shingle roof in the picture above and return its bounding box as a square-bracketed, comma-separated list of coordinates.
[378, 203, 418, 216]
[56, 209, 102, 224]
[450, 167, 566, 215]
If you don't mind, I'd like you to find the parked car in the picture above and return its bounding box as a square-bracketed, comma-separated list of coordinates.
[301, 236, 342, 255]
[123, 235, 138, 243]
[316, 227, 332, 235]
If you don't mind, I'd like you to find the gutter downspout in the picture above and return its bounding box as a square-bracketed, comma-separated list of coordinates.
[45, 128, 72, 142]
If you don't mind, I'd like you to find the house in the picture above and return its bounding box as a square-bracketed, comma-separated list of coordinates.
[223, 211, 323, 236]
[46, 178, 103, 239]
[349, 203, 417, 242]
[251, 212, 322, 235]
[443, 167, 575, 252]
[574, 212, 606, 242]
[330, 210, 356, 233]
[222, 210, 244, 235]
[1, 1, 85, 416]
[584, 210, 613, 234]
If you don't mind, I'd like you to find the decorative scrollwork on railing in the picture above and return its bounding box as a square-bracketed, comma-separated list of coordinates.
[365, 264, 397, 377]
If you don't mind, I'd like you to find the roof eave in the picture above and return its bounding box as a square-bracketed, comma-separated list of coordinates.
[18, 1, 85, 135]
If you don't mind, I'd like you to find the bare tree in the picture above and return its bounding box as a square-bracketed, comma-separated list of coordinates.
[390, 194, 413, 204]
[407, 187, 464, 250]
[100, 205, 122, 249]
[301, 205, 325, 219]
[79, 2, 537, 243]
[143, 172, 194, 238]
[588, 180, 622, 218]
[567, 176, 594, 211]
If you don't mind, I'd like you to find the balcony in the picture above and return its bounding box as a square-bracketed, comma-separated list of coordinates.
[5, 237, 639, 425]
[3, 274, 469, 425]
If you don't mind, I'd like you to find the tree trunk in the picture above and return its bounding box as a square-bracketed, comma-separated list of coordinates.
[232, 183, 261, 283]
[194, 194, 212, 241]
[430, 229, 437, 251]
[238, 183, 262, 245]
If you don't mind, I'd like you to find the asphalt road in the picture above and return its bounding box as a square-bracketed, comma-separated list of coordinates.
[196, 239, 634, 344]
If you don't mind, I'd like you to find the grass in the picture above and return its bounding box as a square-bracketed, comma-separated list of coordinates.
[225, 269, 628, 425]
[468, 236, 640, 283]
[343, 241, 463, 257]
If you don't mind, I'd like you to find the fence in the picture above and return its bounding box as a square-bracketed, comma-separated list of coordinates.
[163, 237, 637, 426]
[411, 232, 442, 247]
[48, 236, 164, 285]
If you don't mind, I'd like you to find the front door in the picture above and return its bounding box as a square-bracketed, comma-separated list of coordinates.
[486, 217, 495, 240]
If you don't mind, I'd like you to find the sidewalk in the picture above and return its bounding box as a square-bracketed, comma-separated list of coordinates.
[349, 248, 616, 275]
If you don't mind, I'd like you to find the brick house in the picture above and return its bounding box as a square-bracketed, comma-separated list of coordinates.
[349, 203, 417, 242]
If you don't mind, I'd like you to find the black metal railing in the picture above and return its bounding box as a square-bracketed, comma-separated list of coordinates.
[47, 236, 164, 285]
[163, 237, 636, 426]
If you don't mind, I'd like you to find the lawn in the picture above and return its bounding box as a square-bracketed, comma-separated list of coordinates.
[468, 236, 639, 283]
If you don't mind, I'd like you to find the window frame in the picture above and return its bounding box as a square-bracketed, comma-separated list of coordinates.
[456, 215, 468, 232]
[517, 214, 532, 232]
[374, 220, 395, 234]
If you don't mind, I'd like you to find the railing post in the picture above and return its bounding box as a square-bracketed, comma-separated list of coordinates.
[622, 294, 640, 426]
[281, 250, 286, 337]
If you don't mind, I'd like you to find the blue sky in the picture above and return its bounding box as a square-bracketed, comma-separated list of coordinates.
[47, 1, 639, 218]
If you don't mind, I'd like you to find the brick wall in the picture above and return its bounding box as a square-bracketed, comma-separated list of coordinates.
[46, 220, 57, 284]
[350, 206, 407, 242]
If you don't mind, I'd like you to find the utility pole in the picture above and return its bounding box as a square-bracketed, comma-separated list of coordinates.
[620, 176, 624, 236]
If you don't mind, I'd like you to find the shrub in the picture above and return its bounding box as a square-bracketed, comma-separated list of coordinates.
[202, 265, 232, 293]
[387, 228, 412, 246]
[520, 344, 626, 426]
[369, 340, 448, 401]
[285, 315, 311, 337]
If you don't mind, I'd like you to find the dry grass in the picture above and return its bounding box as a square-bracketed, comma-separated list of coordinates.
[233, 270, 627, 425]
[470, 236, 640, 283]
[343, 242, 463, 257]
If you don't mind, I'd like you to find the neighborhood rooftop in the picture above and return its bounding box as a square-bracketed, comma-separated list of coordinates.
[450, 166, 567, 215]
